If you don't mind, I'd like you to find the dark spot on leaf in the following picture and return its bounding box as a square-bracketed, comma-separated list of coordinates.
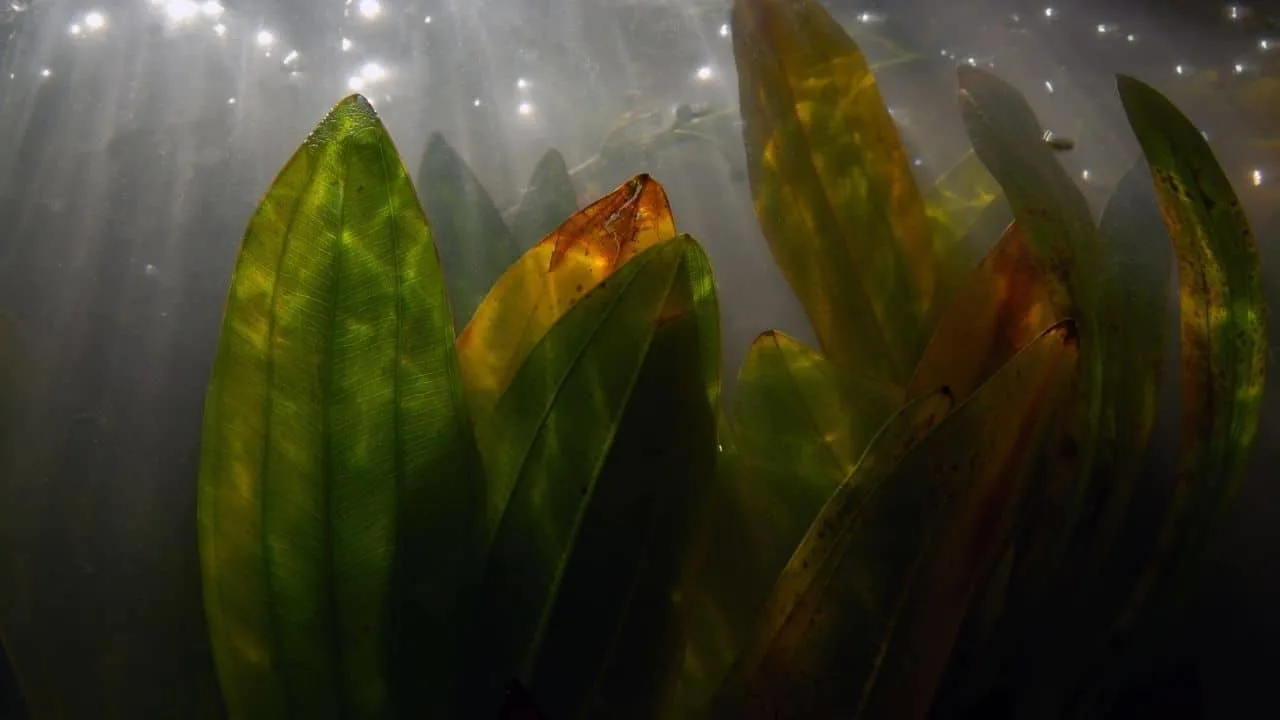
[576, 284, 583, 292]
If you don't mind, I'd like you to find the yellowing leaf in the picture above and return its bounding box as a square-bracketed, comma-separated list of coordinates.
[731, 0, 940, 392]
[907, 221, 1071, 402]
[456, 174, 677, 421]
[1113, 73, 1268, 628]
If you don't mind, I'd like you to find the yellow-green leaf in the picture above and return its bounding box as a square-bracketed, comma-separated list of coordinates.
[197, 95, 483, 718]
[735, 330, 899, 495]
[731, 0, 939, 392]
[511, 148, 579, 250]
[457, 174, 677, 423]
[923, 149, 1011, 276]
[715, 320, 1079, 719]
[466, 236, 719, 718]
[1113, 73, 1268, 628]
[417, 132, 520, 326]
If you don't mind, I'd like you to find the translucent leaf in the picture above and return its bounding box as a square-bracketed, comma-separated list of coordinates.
[908, 221, 1072, 403]
[417, 132, 520, 326]
[197, 95, 483, 717]
[655, 330, 900, 715]
[457, 174, 677, 423]
[466, 236, 720, 718]
[923, 149, 1011, 274]
[731, 0, 940, 392]
[716, 321, 1079, 719]
[735, 330, 900, 494]
[511, 149, 579, 250]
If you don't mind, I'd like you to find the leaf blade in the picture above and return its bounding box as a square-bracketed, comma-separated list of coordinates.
[417, 132, 520, 326]
[197, 95, 481, 718]
[731, 0, 939, 390]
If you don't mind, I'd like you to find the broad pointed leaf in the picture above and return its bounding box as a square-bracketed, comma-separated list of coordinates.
[467, 236, 719, 718]
[731, 0, 940, 392]
[1113, 73, 1268, 628]
[511, 149, 579, 250]
[197, 95, 482, 718]
[457, 174, 677, 422]
[716, 320, 1079, 720]
[417, 132, 520, 326]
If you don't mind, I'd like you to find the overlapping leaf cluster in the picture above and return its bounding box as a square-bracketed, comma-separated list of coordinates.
[698, 1, 1267, 718]
[185, 1, 1266, 719]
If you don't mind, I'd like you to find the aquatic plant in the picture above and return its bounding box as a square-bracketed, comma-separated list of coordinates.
[0, 0, 1264, 718]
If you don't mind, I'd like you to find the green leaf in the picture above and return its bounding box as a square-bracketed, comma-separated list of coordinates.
[1112, 73, 1268, 629]
[467, 236, 720, 718]
[511, 149, 579, 250]
[731, 0, 940, 393]
[715, 320, 1079, 720]
[417, 132, 520, 326]
[197, 95, 483, 718]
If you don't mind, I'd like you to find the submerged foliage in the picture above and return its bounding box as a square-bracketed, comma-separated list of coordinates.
[0, 0, 1267, 718]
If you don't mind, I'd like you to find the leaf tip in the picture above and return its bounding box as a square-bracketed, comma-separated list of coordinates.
[1055, 318, 1080, 348]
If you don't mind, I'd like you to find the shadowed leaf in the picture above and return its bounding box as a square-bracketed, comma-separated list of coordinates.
[468, 236, 719, 719]
[731, 0, 940, 394]
[417, 132, 520, 326]
[956, 64, 1104, 617]
[1086, 157, 1175, 564]
[197, 95, 483, 718]
[511, 149, 579, 250]
[653, 330, 899, 714]
[457, 174, 677, 423]
[716, 321, 1079, 720]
